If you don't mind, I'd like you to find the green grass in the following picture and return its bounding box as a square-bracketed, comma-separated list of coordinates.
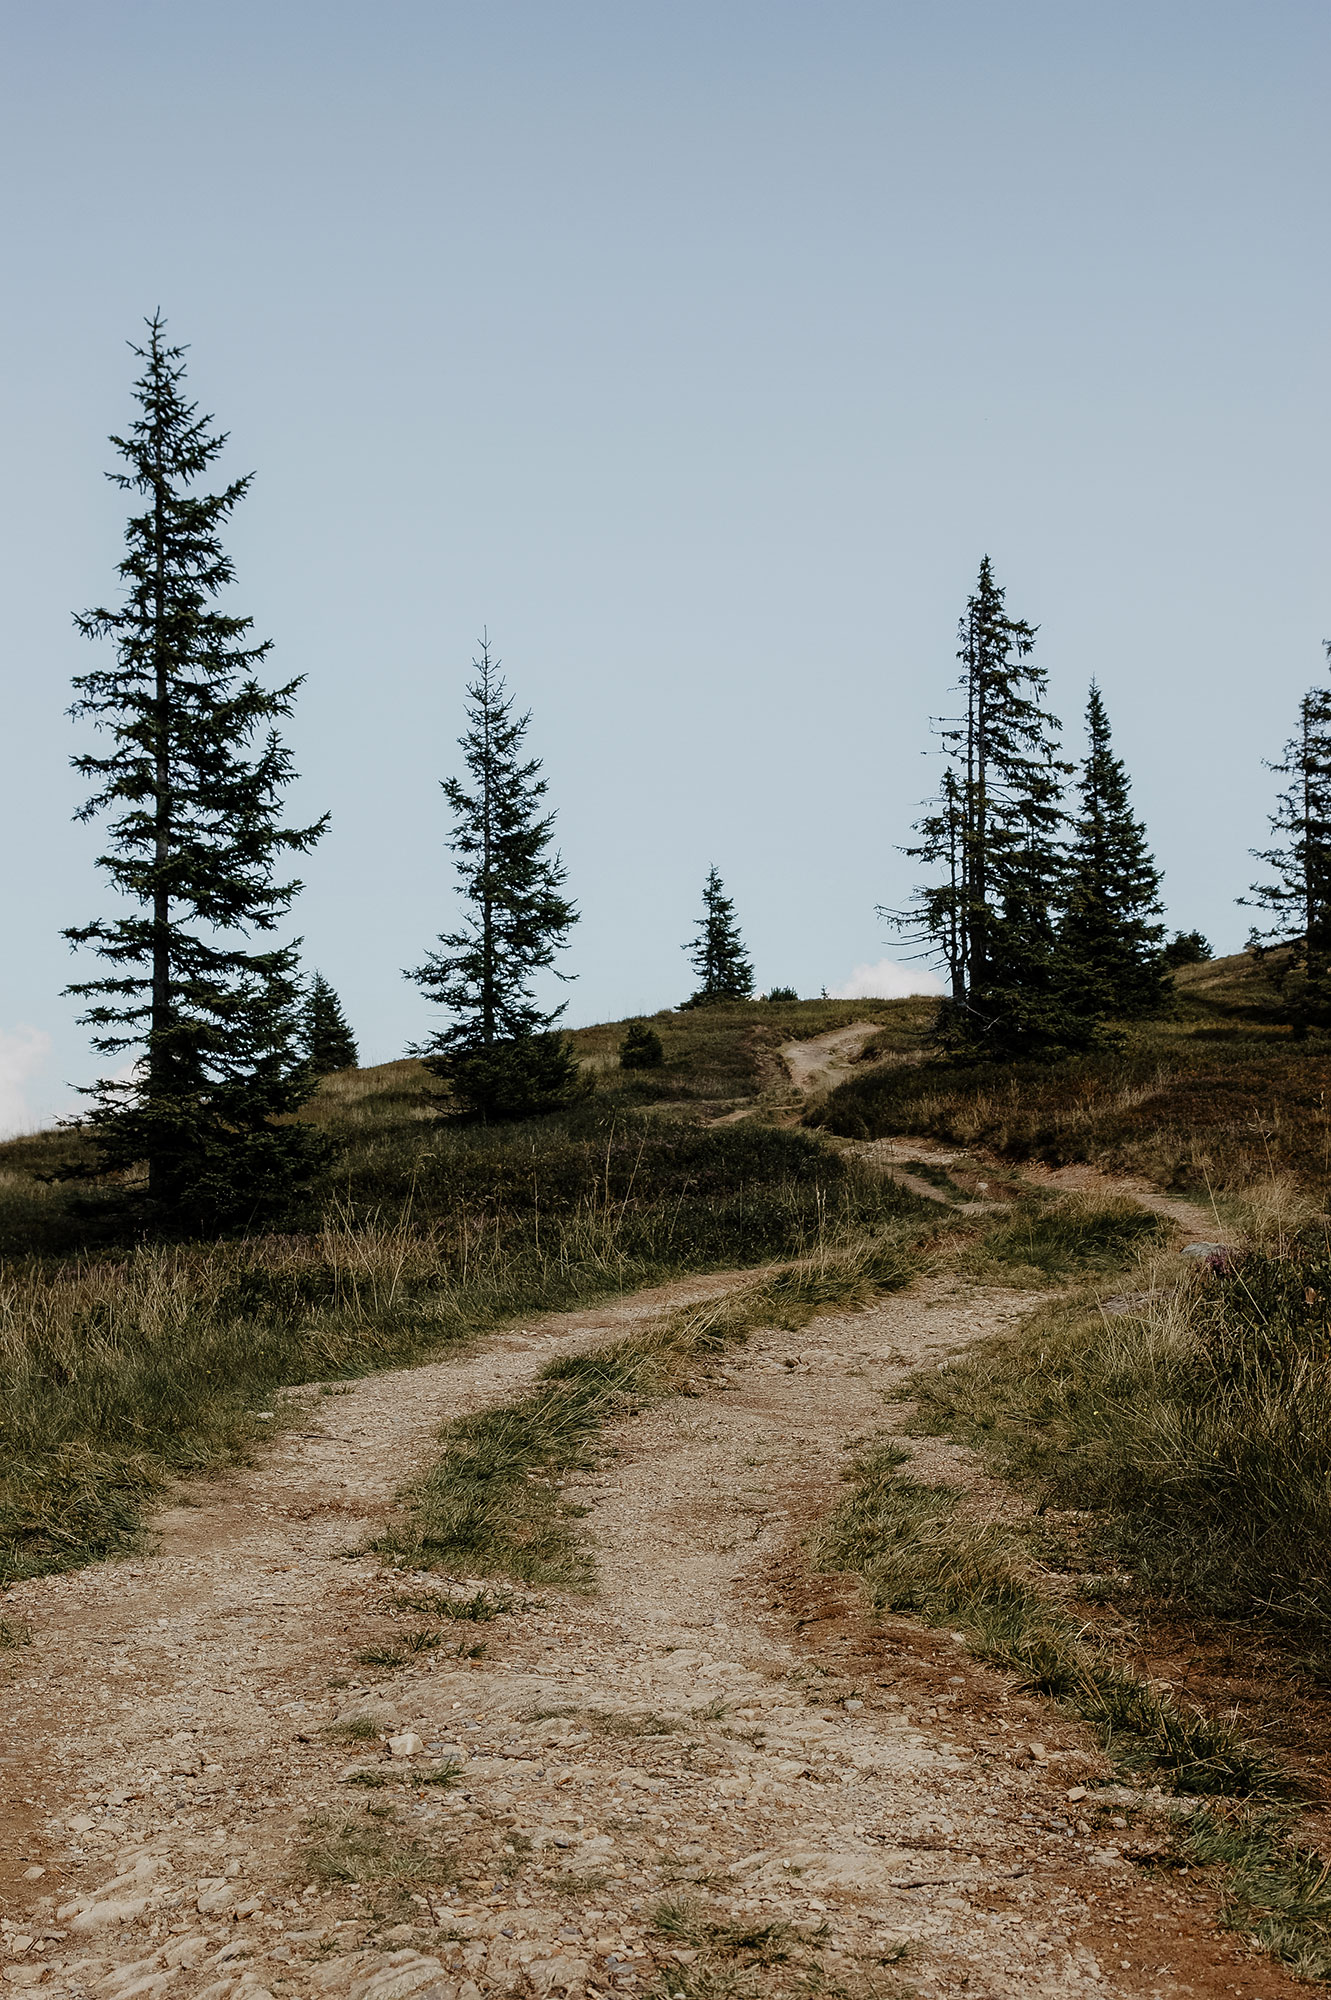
[1179, 1805, 1331, 1981]
[957, 1190, 1171, 1285]
[909, 1248, 1331, 1632]
[815, 1442, 1292, 1798]
[375, 1222, 930, 1586]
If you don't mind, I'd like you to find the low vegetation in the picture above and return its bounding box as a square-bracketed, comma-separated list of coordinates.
[375, 1211, 930, 1585]
[912, 1239, 1331, 1634]
[812, 952, 1331, 1198]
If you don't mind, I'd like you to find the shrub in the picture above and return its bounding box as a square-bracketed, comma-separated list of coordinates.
[619, 1022, 664, 1069]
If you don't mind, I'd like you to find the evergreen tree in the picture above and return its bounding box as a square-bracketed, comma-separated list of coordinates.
[1061, 683, 1168, 1016]
[682, 868, 754, 1006]
[889, 557, 1090, 1057]
[303, 972, 359, 1074]
[65, 317, 327, 1229]
[1244, 652, 1331, 1034]
[407, 638, 581, 1116]
[619, 1021, 664, 1069]
[1162, 930, 1212, 968]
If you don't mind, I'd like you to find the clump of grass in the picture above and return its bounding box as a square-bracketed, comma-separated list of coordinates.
[1180, 1805, 1331, 1980]
[340, 1760, 461, 1790]
[0, 1616, 32, 1649]
[305, 1811, 458, 1891]
[912, 1246, 1331, 1631]
[651, 1897, 812, 1998]
[816, 1441, 1292, 1799]
[374, 1228, 928, 1586]
[391, 1587, 514, 1621]
[323, 1714, 381, 1743]
[957, 1191, 1169, 1286]
[355, 1626, 451, 1668]
[553, 1869, 610, 1896]
[416, 1762, 463, 1786]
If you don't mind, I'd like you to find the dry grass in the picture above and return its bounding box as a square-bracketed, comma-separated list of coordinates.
[811, 953, 1331, 1199]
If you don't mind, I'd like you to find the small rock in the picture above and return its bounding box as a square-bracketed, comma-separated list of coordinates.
[843, 1699, 864, 1714]
[1066, 1786, 1087, 1802]
[1180, 1241, 1237, 1270]
[388, 1732, 424, 1760]
[164, 1935, 208, 1967]
[196, 1885, 235, 1915]
[20, 1869, 44, 1882]
[69, 1895, 151, 1930]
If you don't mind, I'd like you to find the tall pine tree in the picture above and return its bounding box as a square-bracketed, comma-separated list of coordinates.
[66, 317, 327, 1228]
[1244, 650, 1331, 1035]
[890, 557, 1090, 1057]
[1061, 683, 1167, 1017]
[407, 638, 581, 1117]
[303, 972, 359, 1074]
[682, 868, 754, 1005]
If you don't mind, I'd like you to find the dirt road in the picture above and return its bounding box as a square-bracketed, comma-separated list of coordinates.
[0, 1249, 1294, 2000]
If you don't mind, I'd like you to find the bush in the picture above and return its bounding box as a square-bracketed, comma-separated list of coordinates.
[434, 1032, 590, 1120]
[764, 986, 799, 1003]
[619, 1022, 664, 1069]
[1163, 930, 1213, 968]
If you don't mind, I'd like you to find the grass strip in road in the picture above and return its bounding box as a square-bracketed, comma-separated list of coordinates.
[374, 1230, 926, 1588]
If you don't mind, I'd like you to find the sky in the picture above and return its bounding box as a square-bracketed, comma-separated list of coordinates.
[1, 1, 1328, 1133]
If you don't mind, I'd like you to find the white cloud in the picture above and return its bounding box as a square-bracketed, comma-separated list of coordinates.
[826, 959, 946, 1001]
[0, 1024, 54, 1140]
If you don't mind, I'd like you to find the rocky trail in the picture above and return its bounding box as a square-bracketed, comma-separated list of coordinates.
[0, 1034, 1282, 2000]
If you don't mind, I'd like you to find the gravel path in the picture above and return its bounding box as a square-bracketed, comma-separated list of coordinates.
[0, 1256, 1296, 2000]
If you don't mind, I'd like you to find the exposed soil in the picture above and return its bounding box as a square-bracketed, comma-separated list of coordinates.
[779, 1026, 883, 1101]
[0, 1261, 1307, 2000]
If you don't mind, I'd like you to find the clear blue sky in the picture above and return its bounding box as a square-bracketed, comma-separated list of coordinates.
[2, 1, 1328, 1130]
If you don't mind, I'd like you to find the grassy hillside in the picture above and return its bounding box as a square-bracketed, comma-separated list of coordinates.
[810, 951, 1331, 1196]
[0, 1000, 933, 1584]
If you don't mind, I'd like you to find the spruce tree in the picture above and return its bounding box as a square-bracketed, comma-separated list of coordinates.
[619, 1021, 664, 1069]
[1162, 930, 1212, 969]
[1061, 684, 1168, 1017]
[65, 317, 327, 1228]
[890, 557, 1091, 1058]
[303, 972, 359, 1074]
[407, 638, 581, 1116]
[1244, 652, 1331, 1034]
[682, 868, 754, 1006]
